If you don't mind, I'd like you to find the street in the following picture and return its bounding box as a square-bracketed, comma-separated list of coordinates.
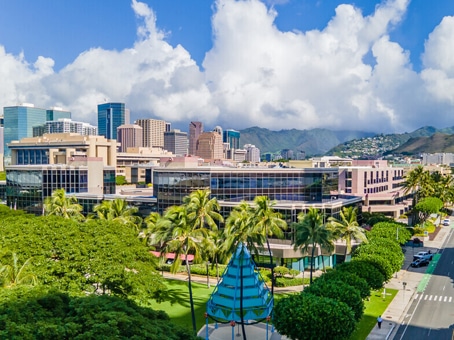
[394, 227, 454, 340]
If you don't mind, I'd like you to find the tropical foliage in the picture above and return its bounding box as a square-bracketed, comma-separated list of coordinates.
[43, 188, 84, 221]
[327, 206, 368, 257]
[92, 198, 142, 229]
[292, 208, 333, 283]
[0, 287, 198, 340]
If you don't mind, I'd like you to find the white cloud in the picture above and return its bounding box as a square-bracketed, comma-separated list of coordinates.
[0, 0, 453, 134]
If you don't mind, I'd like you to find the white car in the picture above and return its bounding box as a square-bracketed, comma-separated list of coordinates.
[443, 219, 450, 226]
[413, 251, 433, 261]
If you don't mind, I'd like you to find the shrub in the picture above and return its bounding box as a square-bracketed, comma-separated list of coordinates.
[314, 270, 370, 300]
[336, 260, 385, 290]
[305, 279, 364, 320]
[275, 277, 307, 287]
[273, 293, 356, 340]
[289, 269, 300, 278]
[274, 266, 290, 277]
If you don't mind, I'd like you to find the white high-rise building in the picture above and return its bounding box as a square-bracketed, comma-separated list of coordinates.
[244, 144, 260, 163]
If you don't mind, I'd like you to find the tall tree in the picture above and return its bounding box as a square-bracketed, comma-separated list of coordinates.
[184, 189, 224, 230]
[43, 188, 84, 221]
[253, 196, 287, 295]
[148, 205, 207, 335]
[292, 208, 333, 284]
[224, 201, 265, 255]
[327, 206, 367, 260]
[93, 198, 142, 230]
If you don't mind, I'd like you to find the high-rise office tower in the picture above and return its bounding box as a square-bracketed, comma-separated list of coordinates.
[164, 129, 188, 156]
[117, 124, 143, 152]
[223, 129, 240, 150]
[135, 119, 166, 148]
[188, 121, 203, 156]
[97, 102, 126, 140]
[46, 107, 71, 121]
[196, 132, 223, 160]
[3, 103, 49, 157]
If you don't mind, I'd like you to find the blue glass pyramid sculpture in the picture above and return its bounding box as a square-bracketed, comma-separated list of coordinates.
[206, 243, 273, 322]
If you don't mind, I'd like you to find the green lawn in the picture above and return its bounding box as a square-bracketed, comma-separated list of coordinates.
[152, 278, 397, 340]
[349, 288, 398, 340]
[150, 278, 215, 331]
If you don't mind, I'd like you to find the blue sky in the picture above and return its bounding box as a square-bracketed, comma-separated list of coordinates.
[0, 0, 453, 133]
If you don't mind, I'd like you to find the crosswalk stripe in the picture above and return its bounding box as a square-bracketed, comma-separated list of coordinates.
[415, 294, 454, 302]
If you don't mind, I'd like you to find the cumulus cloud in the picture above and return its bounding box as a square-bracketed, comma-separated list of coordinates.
[0, 0, 453, 134]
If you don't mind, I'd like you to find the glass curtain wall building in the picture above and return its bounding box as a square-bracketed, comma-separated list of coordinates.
[97, 102, 125, 140]
[3, 104, 47, 157]
[152, 166, 362, 268]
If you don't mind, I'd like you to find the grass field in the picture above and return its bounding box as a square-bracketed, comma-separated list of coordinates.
[151, 278, 397, 340]
[149, 279, 215, 331]
[349, 288, 398, 340]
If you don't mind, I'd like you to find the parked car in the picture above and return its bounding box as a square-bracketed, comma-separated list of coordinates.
[413, 251, 433, 261]
[443, 219, 450, 226]
[411, 258, 430, 268]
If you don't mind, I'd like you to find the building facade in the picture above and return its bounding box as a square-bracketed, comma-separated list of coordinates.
[135, 119, 167, 149]
[196, 132, 223, 160]
[97, 102, 126, 140]
[164, 129, 188, 156]
[188, 121, 203, 156]
[223, 129, 240, 150]
[8, 133, 117, 167]
[244, 144, 261, 163]
[152, 166, 362, 268]
[338, 160, 412, 218]
[117, 124, 143, 152]
[33, 118, 97, 137]
[3, 103, 71, 157]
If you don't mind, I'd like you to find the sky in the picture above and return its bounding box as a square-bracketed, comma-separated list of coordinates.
[0, 0, 453, 134]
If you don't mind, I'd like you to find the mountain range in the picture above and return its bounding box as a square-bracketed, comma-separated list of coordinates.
[239, 126, 454, 157]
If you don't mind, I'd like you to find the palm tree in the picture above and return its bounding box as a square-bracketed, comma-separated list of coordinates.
[184, 189, 224, 230]
[292, 208, 333, 284]
[327, 206, 368, 261]
[224, 201, 265, 255]
[150, 205, 208, 335]
[43, 188, 84, 221]
[253, 196, 287, 295]
[141, 212, 161, 246]
[0, 253, 38, 287]
[93, 198, 142, 230]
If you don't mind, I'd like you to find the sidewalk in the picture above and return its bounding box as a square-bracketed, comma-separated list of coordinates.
[367, 225, 452, 340]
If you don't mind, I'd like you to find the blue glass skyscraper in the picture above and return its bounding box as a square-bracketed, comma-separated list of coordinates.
[97, 102, 125, 140]
[223, 129, 240, 149]
[3, 104, 48, 157]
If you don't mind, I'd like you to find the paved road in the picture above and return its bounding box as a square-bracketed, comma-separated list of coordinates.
[394, 227, 454, 340]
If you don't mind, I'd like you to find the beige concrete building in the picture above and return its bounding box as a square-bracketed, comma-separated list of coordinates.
[135, 119, 167, 149]
[196, 132, 223, 160]
[8, 133, 117, 167]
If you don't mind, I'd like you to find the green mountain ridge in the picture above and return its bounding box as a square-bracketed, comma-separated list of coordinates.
[239, 126, 454, 157]
[239, 127, 376, 156]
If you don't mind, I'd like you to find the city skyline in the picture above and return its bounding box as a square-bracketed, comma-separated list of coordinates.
[0, 0, 453, 134]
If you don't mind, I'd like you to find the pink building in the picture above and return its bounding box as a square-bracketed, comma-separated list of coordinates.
[339, 160, 413, 218]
